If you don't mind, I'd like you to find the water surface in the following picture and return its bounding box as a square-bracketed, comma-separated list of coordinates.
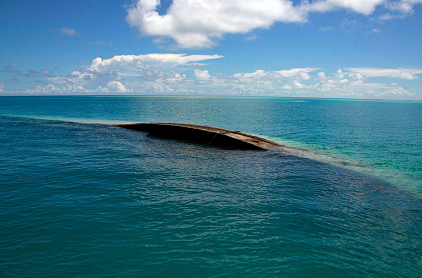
[0, 96, 421, 277]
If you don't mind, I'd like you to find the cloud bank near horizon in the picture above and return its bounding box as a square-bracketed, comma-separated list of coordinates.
[126, 0, 422, 48]
[2, 54, 421, 99]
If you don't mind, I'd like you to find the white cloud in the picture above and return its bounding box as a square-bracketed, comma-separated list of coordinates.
[319, 0, 385, 15]
[377, 0, 422, 20]
[234, 70, 269, 79]
[48, 53, 222, 85]
[61, 27, 77, 36]
[312, 72, 414, 98]
[276, 68, 317, 78]
[22, 53, 222, 96]
[227, 67, 416, 98]
[15, 83, 135, 95]
[22, 84, 85, 95]
[162, 72, 186, 83]
[127, 0, 306, 48]
[127, 0, 310, 48]
[193, 69, 211, 81]
[126, 0, 422, 48]
[86, 86, 110, 93]
[107, 81, 132, 93]
[349, 73, 364, 80]
[7, 65, 418, 99]
[366, 86, 412, 97]
[346, 67, 422, 79]
[233, 68, 318, 82]
[298, 71, 312, 80]
[293, 80, 306, 88]
[5, 52, 419, 99]
[385, 0, 422, 13]
[90, 53, 223, 71]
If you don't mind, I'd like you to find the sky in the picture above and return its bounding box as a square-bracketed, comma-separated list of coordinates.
[1, 0, 422, 99]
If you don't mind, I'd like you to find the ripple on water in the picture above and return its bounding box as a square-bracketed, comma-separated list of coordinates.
[0, 115, 421, 277]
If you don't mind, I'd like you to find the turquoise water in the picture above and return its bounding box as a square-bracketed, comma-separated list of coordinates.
[0, 96, 421, 277]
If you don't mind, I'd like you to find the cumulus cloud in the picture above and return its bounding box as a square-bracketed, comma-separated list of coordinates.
[23, 53, 222, 95]
[5, 65, 417, 99]
[346, 67, 422, 79]
[3, 53, 419, 99]
[90, 53, 222, 72]
[21, 84, 85, 95]
[48, 53, 222, 85]
[161, 71, 186, 83]
[234, 70, 268, 79]
[107, 81, 132, 93]
[226, 67, 416, 98]
[293, 80, 306, 88]
[127, 0, 304, 48]
[233, 68, 318, 81]
[193, 69, 211, 81]
[311, 69, 414, 98]
[126, 0, 422, 48]
[14, 83, 132, 95]
[277, 68, 317, 78]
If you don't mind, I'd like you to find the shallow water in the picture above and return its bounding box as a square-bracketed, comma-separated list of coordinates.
[0, 96, 421, 277]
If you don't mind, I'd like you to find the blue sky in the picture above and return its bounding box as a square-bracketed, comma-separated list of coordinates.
[1, 0, 422, 99]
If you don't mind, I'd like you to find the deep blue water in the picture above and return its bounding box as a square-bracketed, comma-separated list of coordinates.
[0, 96, 421, 277]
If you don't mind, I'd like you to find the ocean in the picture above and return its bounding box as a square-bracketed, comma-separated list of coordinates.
[0, 96, 421, 277]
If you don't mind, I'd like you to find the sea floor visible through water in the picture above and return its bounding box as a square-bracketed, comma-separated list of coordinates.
[0, 96, 421, 277]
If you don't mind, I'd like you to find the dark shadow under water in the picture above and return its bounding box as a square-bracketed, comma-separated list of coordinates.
[0, 116, 421, 277]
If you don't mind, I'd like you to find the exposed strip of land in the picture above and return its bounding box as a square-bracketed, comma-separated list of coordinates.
[114, 122, 285, 151]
